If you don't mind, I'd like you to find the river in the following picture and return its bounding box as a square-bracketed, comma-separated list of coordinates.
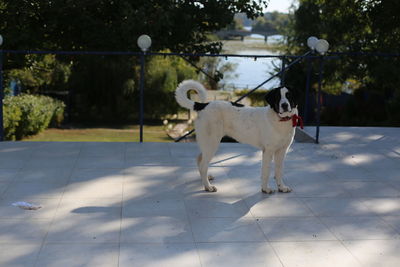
[220, 34, 284, 91]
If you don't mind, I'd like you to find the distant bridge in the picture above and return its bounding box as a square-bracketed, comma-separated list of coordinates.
[215, 30, 277, 41]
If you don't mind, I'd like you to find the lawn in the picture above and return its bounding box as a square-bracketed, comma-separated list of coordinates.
[22, 124, 173, 142]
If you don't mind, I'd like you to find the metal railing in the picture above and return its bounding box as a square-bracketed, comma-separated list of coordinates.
[1, 45, 399, 143]
[0, 49, 305, 142]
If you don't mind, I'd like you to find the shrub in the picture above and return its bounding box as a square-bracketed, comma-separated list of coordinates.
[3, 94, 65, 140]
[3, 98, 22, 140]
[143, 52, 198, 119]
[234, 89, 269, 107]
[386, 90, 400, 126]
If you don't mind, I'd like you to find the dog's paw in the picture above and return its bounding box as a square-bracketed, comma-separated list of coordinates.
[208, 175, 215, 181]
[278, 185, 292, 193]
[205, 185, 218, 192]
[261, 187, 275, 194]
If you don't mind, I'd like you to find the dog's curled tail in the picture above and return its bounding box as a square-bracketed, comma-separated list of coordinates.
[175, 80, 207, 110]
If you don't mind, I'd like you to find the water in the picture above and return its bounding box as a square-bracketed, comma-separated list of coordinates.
[220, 34, 285, 91]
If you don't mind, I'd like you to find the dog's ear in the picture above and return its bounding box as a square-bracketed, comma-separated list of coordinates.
[286, 86, 299, 107]
[286, 86, 298, 100]
[265, 87, 280, 107]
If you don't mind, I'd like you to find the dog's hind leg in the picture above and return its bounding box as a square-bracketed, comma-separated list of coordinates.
[274, 147, 292, 193]
[197, 139, 220, 192]
[197, 154, 214, 181]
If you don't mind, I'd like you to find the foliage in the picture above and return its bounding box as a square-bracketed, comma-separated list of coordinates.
[2, 97, 22, 140]
[143, 52, 198, 119]
[198, 57, 238, 90]
[320, 90, 389, 126]
[387, 90, 400, 126]
[252, 12, 290, 34]
[65, 53, 199, 122]
[234, 89, 269, 107]
[0, 0, 268, 122]
[226, 16, 245, 30]
[234, 13, 256, 28]
[3, 94, 65, 140]
[1, 0, 268, 58]
[68, 55, 136, 122]
[6, 54, 72, 94]
[283, 0, 400, 126]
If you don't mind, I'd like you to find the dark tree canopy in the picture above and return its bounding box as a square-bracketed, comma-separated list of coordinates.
[0, 0, 268, 54]
[0, 0, 269, 123]
[287, 0, 400, 54]
[284, 0, 400, 125]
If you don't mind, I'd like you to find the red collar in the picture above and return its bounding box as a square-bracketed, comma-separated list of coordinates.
[279, 116, 292, 121]
[279, 114, 304, 129]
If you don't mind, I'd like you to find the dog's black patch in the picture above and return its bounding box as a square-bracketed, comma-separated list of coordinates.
[265, 87, 281, 113]
[230, 102, 244, 108]
[194, 102, 209, 111]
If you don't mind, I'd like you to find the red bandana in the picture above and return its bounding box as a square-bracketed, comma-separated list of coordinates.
[280, 115, 304, 129]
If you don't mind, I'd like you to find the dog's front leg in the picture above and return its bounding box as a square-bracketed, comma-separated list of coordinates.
[261, 150, 274, 194]
[274, 147, 292, 193]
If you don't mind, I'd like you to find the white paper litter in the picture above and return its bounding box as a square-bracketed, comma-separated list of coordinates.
[12, 202, 42, 210]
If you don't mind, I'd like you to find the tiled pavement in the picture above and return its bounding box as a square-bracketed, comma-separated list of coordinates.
[0, 127, 399, 267]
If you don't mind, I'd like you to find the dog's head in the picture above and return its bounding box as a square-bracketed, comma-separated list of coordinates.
[265, 86, 298, 118]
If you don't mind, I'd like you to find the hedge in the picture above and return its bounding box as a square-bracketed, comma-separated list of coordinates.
[3, 94, 65, 140]
[234, 89, 269, 107]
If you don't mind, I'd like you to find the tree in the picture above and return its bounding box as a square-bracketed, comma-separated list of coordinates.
[143, 51, 198, 119]
[284, 0, 400, 125]
[252, 12, 290, 34]
[1, 0, 268, 56]
[198, 57, 237, 90]
[7, 54, 72, 93]
[252, 16, 276, 32]
[1, 0, 269, 122]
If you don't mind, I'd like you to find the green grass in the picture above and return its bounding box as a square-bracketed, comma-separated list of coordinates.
[22, 124, 173, 142]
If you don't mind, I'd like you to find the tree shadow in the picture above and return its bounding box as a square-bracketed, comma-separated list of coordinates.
[1, 133, 400, 266]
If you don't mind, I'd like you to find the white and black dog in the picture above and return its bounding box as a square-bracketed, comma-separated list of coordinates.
[175, 80, 302, 194]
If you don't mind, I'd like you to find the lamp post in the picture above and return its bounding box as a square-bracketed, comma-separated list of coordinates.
[304, 36, 319, 124]
[304, 37, 329, 126]
[137, 35, 151, 143]
[303, 54, 312, 124]
[0, 34, 4, 141]
[314, 38, 329, 144]
[304, 37, 329, 143]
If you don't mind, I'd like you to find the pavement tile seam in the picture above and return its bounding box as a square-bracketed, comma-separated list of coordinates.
[319, 215, 400, 242]
[252, 215, 287, 267]
[117, 168, 126, 266]
[32, 143, 83, 267]
[0, 128, 399, 266]
[181, 187, 204, 265]
[0, 155, 36, 199]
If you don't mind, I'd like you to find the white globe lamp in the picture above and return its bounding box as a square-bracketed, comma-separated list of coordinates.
[307, 36, 318, 50]
[315, 39, 329, 55]
[137, 35, 152, 52]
